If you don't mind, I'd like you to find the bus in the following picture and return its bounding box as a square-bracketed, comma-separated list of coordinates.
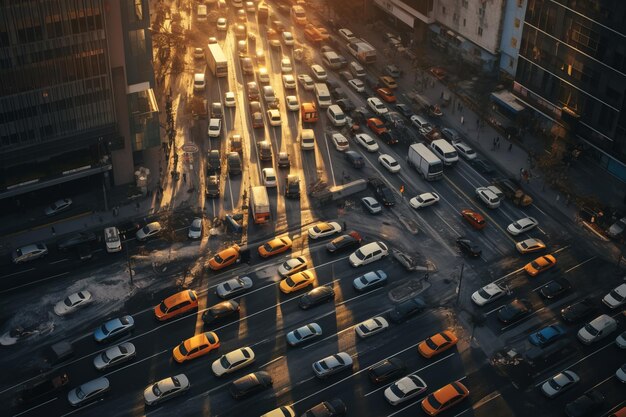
[207, 43, 228, 78]
[251, 186, 270, 224]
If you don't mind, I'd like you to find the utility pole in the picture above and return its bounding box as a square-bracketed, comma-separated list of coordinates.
[455, 263, 465, 306]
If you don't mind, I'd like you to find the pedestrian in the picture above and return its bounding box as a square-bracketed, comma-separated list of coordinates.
[51, 226, 56, 236]
[460, 116, 464, 124]
[508, 142, 513, 152]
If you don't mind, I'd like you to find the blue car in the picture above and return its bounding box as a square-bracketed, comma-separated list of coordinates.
[528, 324, 566, 347]
[94, 315, 135, 343]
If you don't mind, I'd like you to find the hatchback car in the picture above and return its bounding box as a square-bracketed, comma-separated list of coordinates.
[312, 352, 353, 379]
[471, 283, 506, 306]
[352, 270, 388, 291]
[286, 323, 323, 347]
[278, 256, 308, 277]
[280, 270, 316, 294]
[528, 324, 567, 347]
[224, 91, 236, 107]
[326, 232, 362, 253]
[378, 75, 398, 89]
[12, 243, 48, 264]
[209, 244, 241, 270]
[308, 222, 342, 239]
[367, 97, 388, 115]
[67, 377, 110, 407]
[258, 236, 293, 257]
[144, 374, 190, 405]
[331, 133, 350, 151]
[262, 168, 277, 187]
[202, 300, 240, 326]
[299, 286, 335, 309]
[378, 154, 401, 173]
[349, 241, 389, 267]
[311, 64, 327, 80]
[54, 291, 93, 316]
[361, 197, 382, 214]
[216, 277, 253, 299]
[173, 332, 220, 363]
[418, 330, 459, 358]
[208, 118, 222, 137]
[497, 299, 532, 323]
[541, 370, 579, 398]
[136, 222, 162, 241]
[539, 278, 571, 299]
[388, 296, 426, 323]
[524, 254, 557, 276]
[421, 381, 469, 415]
[507, 217, 539, 235]
[93, 342, 136, 371]
[410, 192, 440, 209]
[229, 371, 273, 399]
[298, 74, 315, 90]
[355, 316, 389, 339]
[355, 133, 379, 152]
[212, 347, 255, 377]
[515, 238, 546, 254]
[368, 358, 406, 384]
[384, 374, 427, 406]
[461, 209, 486, 230]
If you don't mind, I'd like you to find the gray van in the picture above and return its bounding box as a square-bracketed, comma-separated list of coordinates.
[344, 151, 364, 168]
[322, 51, 344, 70]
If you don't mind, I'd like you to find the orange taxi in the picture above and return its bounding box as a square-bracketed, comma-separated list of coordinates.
[367, 118, 387, 136]
[280, 270, 316, 294]
[258, 236, 293, 258]
[524, 254, 556, 277]
[172, 331, 220, 363]
[209, 244, 241, 271]
[376, 88, 397, 103]
[154, 290, 198, 321]
[421, 380, 469, 415]
[418, 330, 459, 358]
[461, 209, 486, 230]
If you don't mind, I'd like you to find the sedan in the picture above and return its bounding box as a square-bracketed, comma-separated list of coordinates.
[281, 58, 293, 73]
[93, 342, 136, 370]
[418, 331, 458, 358]
[144, 374, 190, 405]
[561, 298, 597, 323]
[507, 217, 539, 235]
[355, 316, 389, 339]
[384, 374, 427, 406]
[286, 95, 299, 111]
[376, 87, 396, 103]
[45, 198, 72, 216]
[67, 377, 109, 407]
[524, 254, 556, 276]
[395, 103, 413, 118]
[212, 347, 255, 377]
[282, 74, 296, 89]
[602, 283, 626, 308]
[515, 238, 546, 254]
[331, 133, 350, 151]
[456, 238, 481, 258]
[278, 256, 308, 277]
[297, 74, 315, 90]
[229, 372, 273, 399]
[94, 315, 134, 343]
[541, 370, 579, 398]
[441, 127, 461, 142]
[311, 64, 327, 80]
[368, 357, 406, 384]
[216, 277, 253, 299]
[452, 141, 476, 160]
[461, 209, 486, 230]
[361, 197, 382, 214]
[262, 167, 277, 187]
[202, 300, 239, 326]
[286, 323, 323, 347]
[208, 244, 241, 270]
[497, 299, 532, 324]
[616, 364, 626, 382]
[352, 270, 388, 291]
[267, 109, 282, 126]
[348, 78, 365, 93]
[564, 390, 605, 417]
[208, 117, 222, 137]
[135, 222, 162, 241]
[378, 154, 401, 173]
[217, 17, 227, 31]
[471, 283, 506, 306]
[367, 118, 387, 135]
[539, 278, 571, 299]
[312, 352, 353, 379]
[299, 286, 335, 310]
[410, 192, 440, 209]
[367, 97, 388, 115]
[528, 324, 567, 347]
[355, 133, 379, 152]
[224, 91, 236, 107]
[280, 270, 316, 294]
[308, 222, 342, 239]
[54, 291, 93, 316]
[172, 332, 220, 363]
[188, 217, 202, 239]
[258, 236, 292, 257]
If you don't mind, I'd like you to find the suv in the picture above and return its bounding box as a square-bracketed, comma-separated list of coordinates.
[285, 175, 300, 199]
[368, 178, 395, 206]
[475, 186, 503, 209]
[206, 175, 220, 198]
[227, 152, 242, 176]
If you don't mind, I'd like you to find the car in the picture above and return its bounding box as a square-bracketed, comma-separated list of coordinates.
[312, 352, 353, 378]
[560, 298, 597, 323]
[538, 277, 571, 299]
[515, 238, 546, 254]
[388, 296, 426, 323]
[259, 236, 293, 257]
[225, 91, 236, 107]
[207, 149, 221, 173]
[565, 390, 605, 417]
[154, 290, 198, 321]
[331, 132, 349, 151]
[507, 217, 539, 235]
[349, 241, 389, 267]
[326, 232, 362, 253]
[338, 28, 355, 41]
[368, 357, 406, 384]
[208, 118, 222, 137]
[577, 314, 618, 344]
[262, 167, 277, 187]
[524, 254, 557, 276]
[206, 175, 220, 198]
[615, 331, 626, 348]
[277, 152, 290, 168]
[377, 154, 401, 173]
[367, 118, 387, 135]
[368, 178, 395, 206]
[330, 86, 347, 101]
[367, 97, 388, 115]
[94, 315, 134, 343]
[409, 192, 440, 209]
[202, 300, 240, 326]
[471, 283, 506, 306]
[456, 238, 481, 258]
[602, 283, 626, 308]
[299, 286, 335, 309]
[541, 370, 579, 398]
[217, 17, 227, 31]
[45, 198, 72, 216]
[497, 299, 532, 323]
[229, 371, 273, 399]
[384, 64, 401, 78]
[54, 291, 93, 316]
[378, 75, 397, 89]
[395, 103, 413, 118]
[298, 74, 315, 90]
[216, 277, 253, 299]
[193, 47, 204, 59]
[282, 74, 296, 89]
[93, 342, 136, 370]
[173, 332, 220, 363]
[67, 377, 110, 406]
[267, 109, 282, 126]
[286, 95, 299, 111]
[354, 133, 379, 152]
[352, 270, 387, 291]
[286, 323, 323, 347]
[348, 78, 365, 93]
[441, 127, 461, 142]
[116, 221, 141, 237]
[278, 256, 308, 277]
[461, 209, 486, 230]
[301, 398, 346, 417]
[418, 331, 459, 358]
[228, 152, 242, 175]
[475, 186, 502, 209]
[280, 57, 292, 73]
[384, 374, 427, 406]
[209, 244, 241, 270]
[251, 111, 264, 128]
[212, 347, 255, 377]
[143, 374, 190, 405]
[188, 218, 203, 239]
[308, 222, 342, 239]
[246, 81, 260, 101]
[452, 141, 476, 160]
[311, 64, 327, 80]
[257, 67, 270, 83]
[135, 222, 162, 241]
[376, 87, 396, 103]
[361, 197, 382, 214]
[208, 36, 217, 44]
[282, 31, 294, 45]
[607, 216, 626, 238]
[355, 316, 389, 339]
[529, 324, 567, 347]
[421, 381, 469, 415]
[211, 102, 223, 119]
[339, 70, 352, 81]
[616, 364, 626, 382]
[280, 270, 316, 294]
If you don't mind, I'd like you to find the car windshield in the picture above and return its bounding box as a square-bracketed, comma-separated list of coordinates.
[191, 224, 201, 232]
[390, 383, 406, 398]
[285, 276, 295, 287]
[178, 342, 189, 356]
[152, 384, 162, 396]
[477, 288, 492, 299]
[425, 338, 439, 350]
[548, 379, 562, 390]
[142, 226, 150, 233]
[583, 323, 599, 336]
[220, 356, 231, 368]
[354, 249, 366, 260]
[100, 324, 110, 335]
[426, 393, 442, 408]
[75, 387, 86, 399]
[101, 351, 112, 362]
[263, 243, 273, 252]
[610, 289, 625, 302]
[63, 297, 73, 307]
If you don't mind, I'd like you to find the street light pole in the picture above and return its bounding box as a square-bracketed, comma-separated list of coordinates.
[126, 244, 133, 286]
[455, 263, 465, 306]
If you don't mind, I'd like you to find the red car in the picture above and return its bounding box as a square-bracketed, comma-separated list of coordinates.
[367, 118, 387, 136]
[461, 209, 486, 230]
[376, 88, 397, 103]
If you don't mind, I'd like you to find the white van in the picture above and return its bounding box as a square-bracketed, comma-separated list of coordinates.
[577, 314, 617, 344]
[349, 61, 366, 78]
[326, 105, 346, 126]
[193, 73, 206, 91]
[430, 139, 458, 165]
[197, 5, 208, 22]
[322, 51, 343, 70]
[314, 83, 332, 108]
[104, 227, 122, 253]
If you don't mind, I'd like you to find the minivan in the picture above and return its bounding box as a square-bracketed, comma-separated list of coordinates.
[193, 73, 206, 91]
[326, 105, 346, 127]
[349, 61, 366, 78]
[322, 51, 343, 70]
[227, 152, 242, 175]
[430, 139, 459, 165]
[104, 227, 122, 253]
[314, 83, 332, 108]
[577, 314, 617, 344]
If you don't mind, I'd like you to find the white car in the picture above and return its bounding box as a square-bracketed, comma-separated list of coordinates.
[278, 256, 308, 277]
[224, 91, 236, 107]
[349, 241, 388, 267]
[188, 218, 202, 239]
[602, 283, 626, 308]
[282, 74, 296, 90]
[475, 186, 502, 209]
[311, 64, 327, 81]
[286, 95, 299, 111]
[262, 168, 277, 187]
[452, 141, 477, 160]
[193, 47, 204, 59]
[409, 192, 440, 209]
[541, 370, 579, 398]
[217, 17, 227, 31]
[257, 67, 270, 83]
[54, 291, 93, 316]
[143, 374, 190, 405]
[348, 79, 365, 93]
[267, 109, 282, 126]
[136, 222, 162, 241]
[507, 217, 538, 235]
[378, 154, 401, 173]
[282, 31, 295, 45]
[471, 283, 506, 306]
[286, 323, 323, 346]
[298, 74, 315, 90]
[93, 342, 136, 370]
[384, 374, 428, 405]
[616, 331, 626, 349]
[331, 133, 350, 151]
[355, 316, 389, 338]
[308, 222, 342, 239]
[208, 118, 222, 138]
[212, 347, 255, 376]
[280, 57, 292, 73]
[216, 277, 253, 298]
[45, 198, 73, 216]
[67, 377, 110, 406]
[312, 352, 353, 378]
[355, 133, 379, 152]
[338, 28, 355, 42]
[361, 197, 382, 214]
[367, 97, 388, 115]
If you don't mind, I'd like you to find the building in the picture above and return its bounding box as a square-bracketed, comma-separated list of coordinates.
[499, 0, 527, 79]
[0, 0, 159, 203]
[513, 0, 626, 182]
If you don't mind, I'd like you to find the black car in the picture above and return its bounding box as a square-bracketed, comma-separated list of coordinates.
[456, 238, 481, 258]
[339, 70, 352, 81]
[326, 232, 362, 253]
[228, 371, 273, 399]
[227, 152, 242, 176]
[560, 298, 597, 323]
[497, 299, 532, 323]
[299, 286, 335, 310]
[539, 278, 571, 299]
[564, 390, 604, 417]
[17, 371, 69, 404]
[57, 232, 98, 251]
[388, 297, 426, 323]
[395, 103, 413, 118]
[117, 221, 140, 238]
[344, 151, 364, 168]
[352, 107, 375, 125]
[379, 131, 398, 145]
[368, 178, 395, 206]
[285, 175, 300, 199]
[302, 398, 347, 417]
[336, 98, 355, 114]
[202, 300, 239, 326]
[211, 102, 223, 119]
[207, 150, 221, 173]
[206, 175, 220, 198]
[368, 357, 406, 384]
[470, 158, 495, 175]
[330, 87, 347, 100]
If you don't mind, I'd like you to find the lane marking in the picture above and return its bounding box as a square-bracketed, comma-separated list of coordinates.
[11, 397, 58, 417]
[564, 256, 596, 273]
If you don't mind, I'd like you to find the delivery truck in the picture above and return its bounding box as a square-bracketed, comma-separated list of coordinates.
[251, 186, 270, 224]
[206, 43, 228, 77]
[407, 143, 443, 181]
[346, 38, 377, 64]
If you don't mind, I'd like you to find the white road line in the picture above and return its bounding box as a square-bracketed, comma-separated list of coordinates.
[564, 256, 596, 273]
[11, 397, 58, 417]
[60, 398, 103, 416]
[49, 259, 69, 265]
[0, 272, 70, 295]
[532, 280, 551, 292]
[0, 268, 35, 279]
[259, 355, 284, 368]
[587, 373, 617, 391]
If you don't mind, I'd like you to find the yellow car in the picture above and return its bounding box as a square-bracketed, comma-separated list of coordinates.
[280, 270, 315, 294]
[524, 254, 556, 277]
[417, 330, 458, 358]
[258, 237, 292, 258]
[209, 244, 240, 270]
[422, 381, 469, 415]
[172, 332, 220, 363]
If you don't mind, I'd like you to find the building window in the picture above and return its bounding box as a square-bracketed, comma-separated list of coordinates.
[463, 18, 466, 27]
[478, 7, 485, 17]
[511, 37, 517, 48]
[514, 18, 520, 28]
[462, 0, 468, 8]
[442, 6, 446, 14]
[478, 27, 483, 36]
[128, 0, 144, 22]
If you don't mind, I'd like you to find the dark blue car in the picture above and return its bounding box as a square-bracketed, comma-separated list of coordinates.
[528, 324, 567, 347]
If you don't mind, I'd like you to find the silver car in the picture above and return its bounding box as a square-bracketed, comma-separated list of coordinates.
[312, 352, 353, 379]
[67, 377, 110, 406]
[353, 270, 388, 291]
[93, 342, 136, 370]
[286, 323, 322, 347]
[188, 218, 202, 239]
[143, 374, 190, 405]
[216, 277, 253, 299]
[93, 315, 135, 343]
[12, 243, 48, 264]
[45, 198, 72, 216]
[136, 222, 162, 241]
